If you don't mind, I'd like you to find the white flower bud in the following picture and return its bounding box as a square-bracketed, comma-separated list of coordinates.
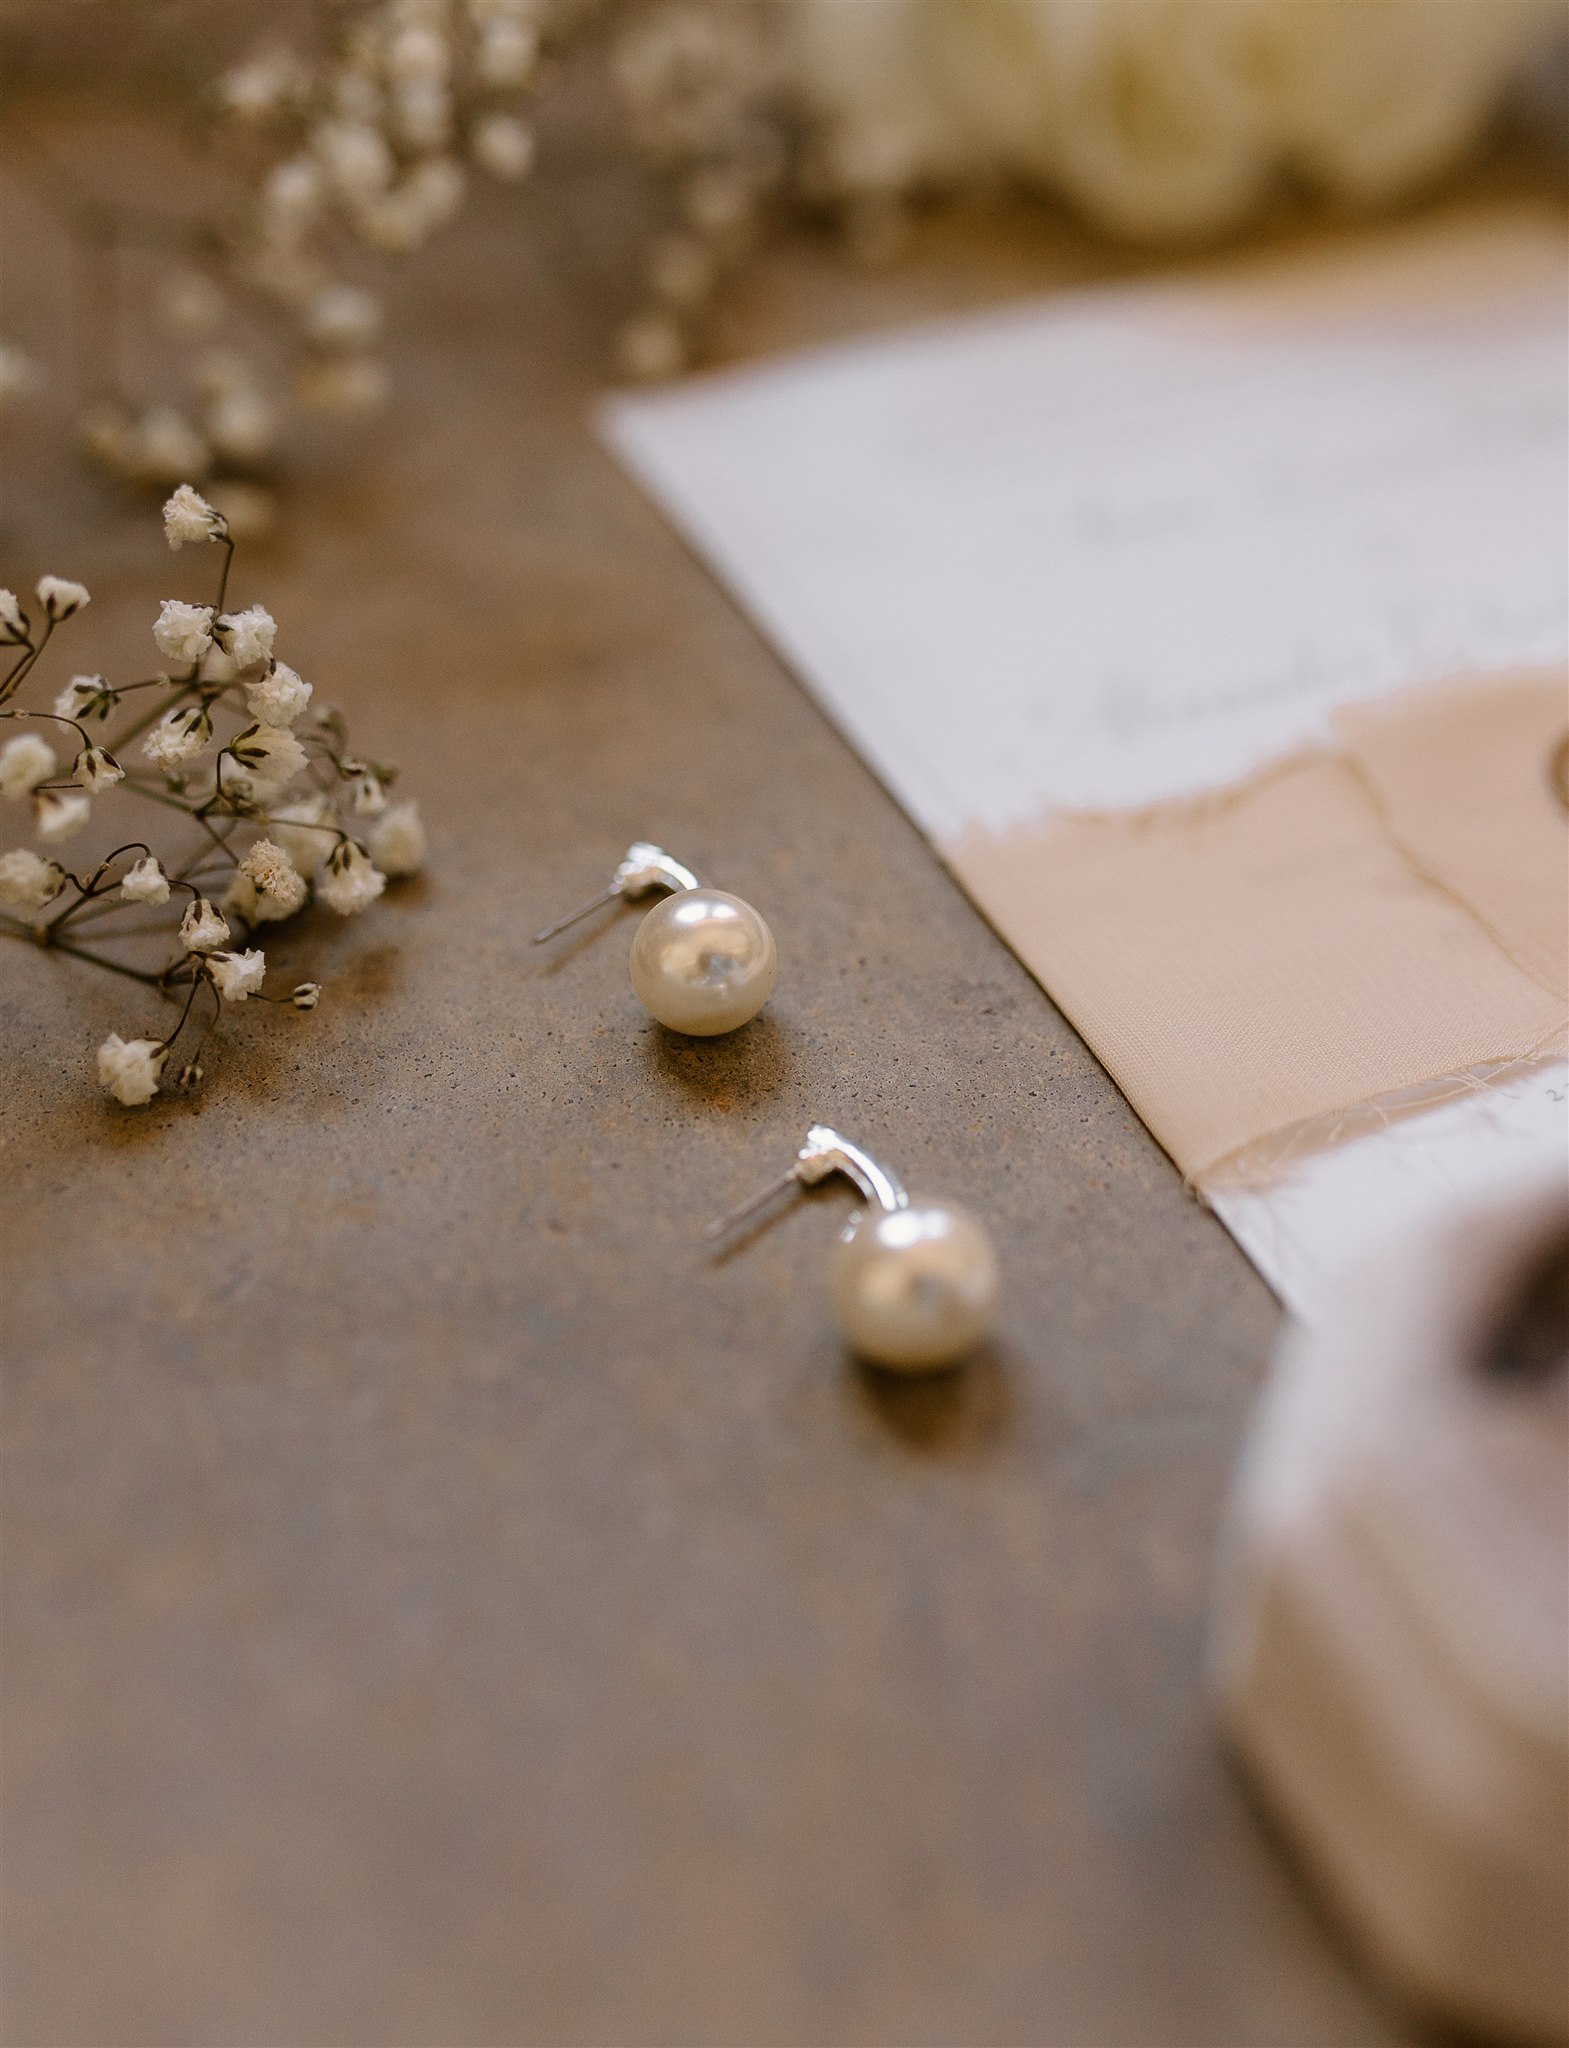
[213, 605, 277, 673]
[0, 590, 28, 646]
[153, 599, 215, 665]
[180, 897, 230, 953]
[244, 662, 312, 728]
[73, 745, 123, 793]
[367, 800, 426, 878]
[316, 838, 386, 915]
[163, 483, 227, 550]
[120, 855, 170, 904]
[144, 704, 213, 772]
[36, 576, 90, 622]
[208, 948, 267, 1002]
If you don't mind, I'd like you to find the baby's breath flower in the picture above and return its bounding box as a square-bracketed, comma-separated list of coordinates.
[303, 284, 381, 351]
[367, 799, 427, 878]
[144, 704, 213, 771]
[349, 769, 388, 817]
[316, 837, 386, 915]
[163, 483, 227, 549]
[34, 789, 90, 842]
[0, 732, 57, 800]
[265, 793, 336, 875]
[291, 981, 321, 1010]
[228, 720, 307, 798]
[236, 835, 308, 921]
[128, 410, 211, 487]
[204, 387, 278, 466]
[208, 947, 268, 1002]
[180, 897, 230, 953]
[0, 847, 63, 911]
[475, 16, 537, 87]
[244, 661, 312, 728]
[96, 1033, 167, 1107]
[0, 590, 28, 646]
[73, 744, 123, 793]
[36, 576, 90, 622]
[54, 674, 115, 723]
[471, 112, 535, 181]
[314, 119, 395, 203]
[213, 605, 277, 672]
[119, 855, 170, 904]
[154, 598, 215, 665]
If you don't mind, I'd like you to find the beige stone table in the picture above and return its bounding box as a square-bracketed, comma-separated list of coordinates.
[8, 93, 1547, 2048]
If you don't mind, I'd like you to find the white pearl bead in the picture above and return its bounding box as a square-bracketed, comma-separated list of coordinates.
[628, 889, 777, 1036]
[829, 1198, 998, 1372]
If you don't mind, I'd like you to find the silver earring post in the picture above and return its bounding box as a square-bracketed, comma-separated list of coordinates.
[706, 1124, 909, 1242]
[534, 842, 701, 944]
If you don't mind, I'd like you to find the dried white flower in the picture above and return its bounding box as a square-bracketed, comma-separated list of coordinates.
[367, 799, 426, 878]
[154, 599, 215, 665]
[0, 590, 28, 646]
[205, 388, 278, 466]
[0, 732, 58, 800]
[180, 897, 231, 953]
[127, 410, 211, 487]
[393, 78, 453, 151]
[208, 947, 268, 1002]
[265, 794, 336, 876]
[238, 835, 309, 920]
[303, 284, 382, 351]
[163, 483, 227, 549]
[96, 1033, 167, 1107]
[36, 576, 90, 622]
[120, 855, 170, 904]
[261, 156, 325, 232]
[213, 605, 277, 672]
[228, 721, 307, 798]
[314, 120, 396, 203]
[316, 837, 386, 915]
[390, 23, 450, 85]
[73, 744, 123, 793]
[34, 789, 90, 842]
[143, 704, 213, 771]
[471, 112, 536, 181]
[291, 981, 321, 1010]
[244, 661, 313, 728]
[475, 17, 537, 87]
[34, 789, 90, 841]
[0, 847, 63, 912]
[349, 770, 388, 817]
[54, 674, 114, 723]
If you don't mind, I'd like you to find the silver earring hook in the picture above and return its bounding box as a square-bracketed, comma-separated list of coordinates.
[706, 1124, 909, 1242]
[534, 841, 701, 944]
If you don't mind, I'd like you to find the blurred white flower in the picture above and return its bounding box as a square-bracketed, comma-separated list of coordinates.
[0, 847, 63, 912]
[55, 675, 114, 722]
[471, 112, 536, 180]
[303, 284, 382, 351]
[367, 799, 426, 877]
[266, 793, 336, 876]
[0, 591, 27, 645]
[0, 732, 57, 800]
[34, 789, 91, 842]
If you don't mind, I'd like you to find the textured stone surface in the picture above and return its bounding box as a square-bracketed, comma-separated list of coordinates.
[6, 92, 1545, 2048]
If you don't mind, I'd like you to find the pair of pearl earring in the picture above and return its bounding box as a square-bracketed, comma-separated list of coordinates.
[536, 846, 999, 1372]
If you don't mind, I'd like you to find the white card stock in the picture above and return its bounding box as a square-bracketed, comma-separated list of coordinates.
[602, 211, 1569, 1322]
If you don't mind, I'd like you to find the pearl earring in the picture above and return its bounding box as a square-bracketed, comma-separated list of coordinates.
[534, 841, 777, 1036]
[708, 1124, 1000, 1372]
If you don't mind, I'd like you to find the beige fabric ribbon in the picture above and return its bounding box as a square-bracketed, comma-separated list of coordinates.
[949, 670, 1568, 1185]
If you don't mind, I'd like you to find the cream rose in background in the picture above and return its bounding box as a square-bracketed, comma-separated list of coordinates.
[787, 0, 1560, 239]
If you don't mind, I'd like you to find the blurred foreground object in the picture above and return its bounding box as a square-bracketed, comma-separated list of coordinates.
[1211, 1177, 1569, 2041]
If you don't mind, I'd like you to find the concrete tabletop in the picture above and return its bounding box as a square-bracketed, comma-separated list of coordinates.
[4, 93, 1523, 2047]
